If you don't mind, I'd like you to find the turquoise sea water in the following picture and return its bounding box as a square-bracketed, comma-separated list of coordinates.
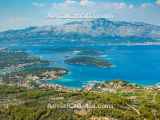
[21, 44, 160, 88]
[2, 40, 160, 88]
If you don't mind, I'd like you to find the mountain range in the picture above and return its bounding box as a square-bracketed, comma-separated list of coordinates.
[1, 18, 160, 43]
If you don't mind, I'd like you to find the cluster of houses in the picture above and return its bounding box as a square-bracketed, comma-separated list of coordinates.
[83, 80, 160, 93]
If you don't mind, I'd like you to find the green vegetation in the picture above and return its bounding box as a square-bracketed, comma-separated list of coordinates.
[0, 49, 48, 69]
[65, 56, 112, 68]
[0, 49, 68, 87]
[0, 48, 160, 120]
[0, 84, 160, 120]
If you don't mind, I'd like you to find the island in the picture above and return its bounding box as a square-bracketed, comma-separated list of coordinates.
[64, 56, 112, 68]
[0, 50, 160, 120]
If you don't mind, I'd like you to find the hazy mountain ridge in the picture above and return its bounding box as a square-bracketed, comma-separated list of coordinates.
[1, 18, 160, 42]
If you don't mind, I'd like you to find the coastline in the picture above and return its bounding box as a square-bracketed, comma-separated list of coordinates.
[1, 47, 160, 90]
[39, 79, 160, 91]
[107, 42, 160, 46]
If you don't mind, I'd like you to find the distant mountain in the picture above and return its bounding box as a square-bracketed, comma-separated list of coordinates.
[1, 18, 160, 42]
[60, 18, 160, 38]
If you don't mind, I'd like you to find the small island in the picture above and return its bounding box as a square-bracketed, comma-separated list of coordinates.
[65, 56, 112, 68]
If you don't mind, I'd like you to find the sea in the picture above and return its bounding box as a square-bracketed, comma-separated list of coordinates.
[1, 40, 160, 88]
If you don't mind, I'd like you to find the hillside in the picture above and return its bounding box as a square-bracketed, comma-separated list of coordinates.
[1, 18, 160, 43]
[0, 80, 160, 120]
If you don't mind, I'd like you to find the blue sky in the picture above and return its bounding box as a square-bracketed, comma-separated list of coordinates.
[0, 0, 160, 31]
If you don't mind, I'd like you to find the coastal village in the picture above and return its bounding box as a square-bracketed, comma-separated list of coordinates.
[0, 78, 160, 120]
[1, 0, 160, 117]
[0, 49, 70, 90]
[0, 48, 160, 92]
[0, 49, 160, 119]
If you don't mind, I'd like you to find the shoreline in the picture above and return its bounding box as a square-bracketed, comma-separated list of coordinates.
[107, 42, 160, 46]
[42, 79, 160, 91]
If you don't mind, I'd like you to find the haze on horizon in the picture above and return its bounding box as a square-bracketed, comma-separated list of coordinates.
[0, 0, 160, 32]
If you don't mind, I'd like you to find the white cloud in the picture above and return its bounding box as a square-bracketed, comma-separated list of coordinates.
[129, 4, 134, 9]
[48, 2, 134, 19]
[64, 0, 76, 4]
[80, 0, 88, 6]
[80, 0, 94, 6]
[1, 1, 160, 31]
[156, 0, 160, 6]
[141, 3, 153, 8]
[32, 2, 45, 7]
[113, 3, 127, 9]
[43, 1, 160, 25]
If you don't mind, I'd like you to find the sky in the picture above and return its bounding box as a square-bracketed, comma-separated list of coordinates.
[0, 0, 160, 31]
